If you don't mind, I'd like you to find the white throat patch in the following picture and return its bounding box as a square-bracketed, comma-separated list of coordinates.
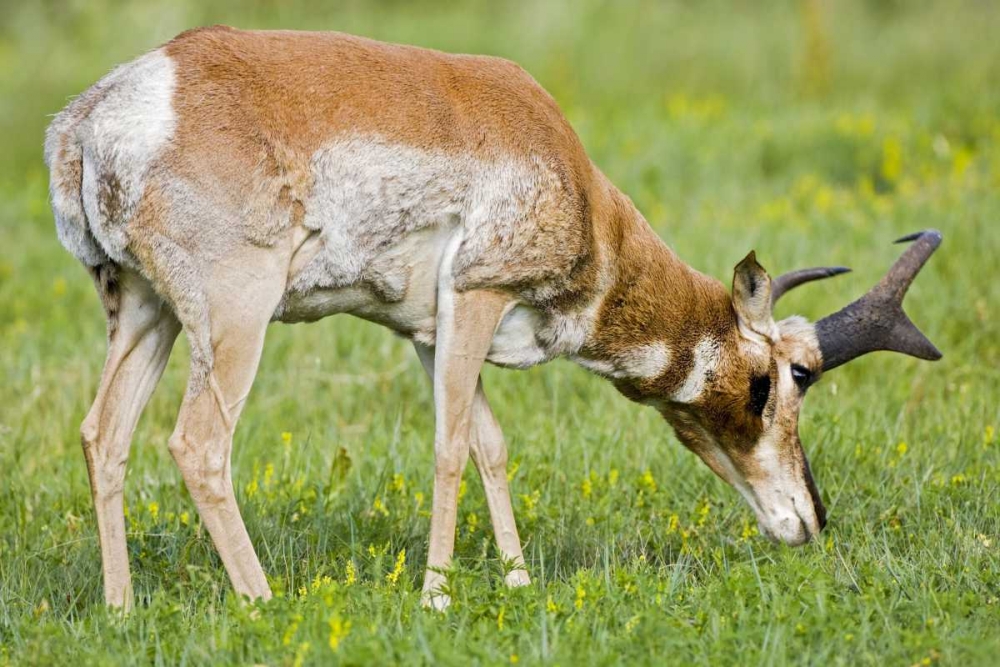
[671, 337, 721, 403]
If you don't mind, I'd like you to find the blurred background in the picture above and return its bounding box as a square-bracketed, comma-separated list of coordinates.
[0, 1, 998, 664]
[2, 0, 999, 299]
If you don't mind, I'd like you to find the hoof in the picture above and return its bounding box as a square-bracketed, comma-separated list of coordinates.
[504, 569, 531, 588]
[421, 591, 452, 612]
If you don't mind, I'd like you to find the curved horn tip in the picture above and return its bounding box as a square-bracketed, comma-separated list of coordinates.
[894, 229, 943, 245]
[893, 314, 944, 362]
[826, 266, 852, 276]
[910, 339, 943, 362]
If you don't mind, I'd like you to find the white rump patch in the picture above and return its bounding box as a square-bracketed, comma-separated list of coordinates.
[671, 337, 721, 403]
[77, 49, 177, 264]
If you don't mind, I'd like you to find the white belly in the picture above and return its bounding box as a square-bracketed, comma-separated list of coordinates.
[276, 225, 447, 342]
[277, 229, 578, 368]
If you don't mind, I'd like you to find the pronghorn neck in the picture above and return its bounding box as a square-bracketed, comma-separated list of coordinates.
[577, 188, 737, 402]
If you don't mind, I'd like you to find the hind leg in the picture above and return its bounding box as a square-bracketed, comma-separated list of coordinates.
[81, 268, 180, 609]
[162, 249, 288, 601]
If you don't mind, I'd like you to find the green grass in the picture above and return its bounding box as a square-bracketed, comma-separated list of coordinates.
[1, 0, 999, 664]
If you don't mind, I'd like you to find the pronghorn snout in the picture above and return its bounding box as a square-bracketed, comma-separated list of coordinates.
[762, 493, 826, 547]
[755, 489, 825, 546]
[746, 442, 827, 547]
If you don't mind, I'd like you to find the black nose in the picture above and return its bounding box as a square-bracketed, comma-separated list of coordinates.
[802, 457, 827, 531]
[814, 497, 828, 532]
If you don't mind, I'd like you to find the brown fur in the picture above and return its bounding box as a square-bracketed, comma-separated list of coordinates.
[158, 27, 598, 309]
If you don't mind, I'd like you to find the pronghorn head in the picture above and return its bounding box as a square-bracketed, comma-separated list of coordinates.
[657, 231, 942, 546]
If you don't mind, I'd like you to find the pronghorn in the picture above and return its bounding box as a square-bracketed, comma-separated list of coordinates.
[45, 26, 942, 610]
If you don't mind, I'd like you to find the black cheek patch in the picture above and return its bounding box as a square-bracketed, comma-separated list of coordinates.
[748, 375, 771, 415]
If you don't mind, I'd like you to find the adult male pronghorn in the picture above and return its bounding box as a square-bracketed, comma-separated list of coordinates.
[46, 26, 942, 610]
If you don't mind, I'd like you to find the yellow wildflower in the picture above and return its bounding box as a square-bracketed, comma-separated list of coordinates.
[246, 465, 260, 498]
[882, 136, 902, 182]
[283, 614, 302, 646]
[391, 473, 406, 494]
[813, 185, 834, 213]
[385, 549, 406, 586]
[639, 469, 657, 494]
[696, 499, 711, 526]
[520, 490, 541, 520]
[328, 614, 351, 651]
[147, 501, 159, 522]
[952, 147, 973, 179]
[574, 585, 586, 610]
[292, 642, 311, 667]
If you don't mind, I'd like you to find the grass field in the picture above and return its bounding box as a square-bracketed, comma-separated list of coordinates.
[2, 1, 999, 664]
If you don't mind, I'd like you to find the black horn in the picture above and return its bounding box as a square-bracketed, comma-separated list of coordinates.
[771, 266, 852, 305]
[814, 230, 943, 372]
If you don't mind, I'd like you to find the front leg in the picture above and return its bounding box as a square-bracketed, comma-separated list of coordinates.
[414, 342, 530, 590]
[423, 253, 512, 609]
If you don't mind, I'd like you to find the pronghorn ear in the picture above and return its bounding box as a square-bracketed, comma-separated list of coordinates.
[732, 251, 776, 341]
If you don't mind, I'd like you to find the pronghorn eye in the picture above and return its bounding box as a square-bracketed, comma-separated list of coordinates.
[791, 364, 812, 390]
[748, 374, 771, 416]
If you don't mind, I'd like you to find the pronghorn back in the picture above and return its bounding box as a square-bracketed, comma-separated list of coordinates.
[45, 26, 603, 329]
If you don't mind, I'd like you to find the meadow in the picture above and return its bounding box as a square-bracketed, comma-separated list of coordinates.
[1, 0, 998, 664]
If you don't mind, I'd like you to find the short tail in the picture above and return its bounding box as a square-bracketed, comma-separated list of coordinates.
[44, 102, 110, 268]
[45, 101, 120, 333]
